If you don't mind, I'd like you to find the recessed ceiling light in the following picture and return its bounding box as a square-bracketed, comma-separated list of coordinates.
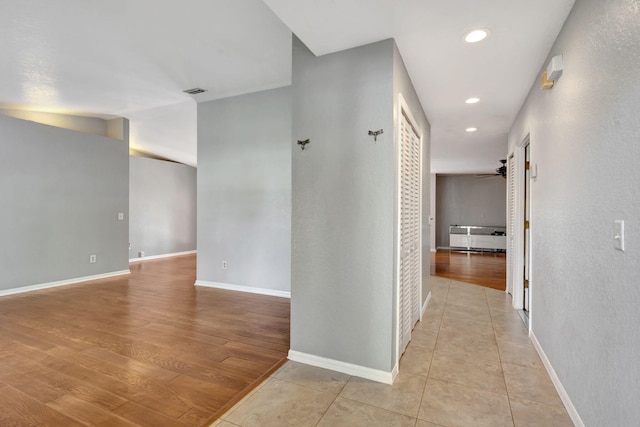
[465, 97, 480, 104]
[464, 29, 490, 43]
[466, 127, 478, 132]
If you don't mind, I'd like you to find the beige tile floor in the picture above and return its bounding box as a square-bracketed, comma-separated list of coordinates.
[211, 277, 573, 427]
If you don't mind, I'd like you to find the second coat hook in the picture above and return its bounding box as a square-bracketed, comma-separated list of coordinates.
[368, 129, 383, 141]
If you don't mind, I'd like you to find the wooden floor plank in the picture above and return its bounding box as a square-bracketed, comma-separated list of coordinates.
[113, 401, 192, 427]
[1, 354, 129, 411]
[47, 395, 137, 427]
[0, 385, 85, 427]
[431, 250, 506, 290]
[0, 254, 290, 426]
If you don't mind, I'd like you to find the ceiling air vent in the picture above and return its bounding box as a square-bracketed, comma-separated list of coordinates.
[183, 88, 207, 95]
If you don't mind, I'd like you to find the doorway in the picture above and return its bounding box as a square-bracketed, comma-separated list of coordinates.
[506, 134, 532, 327]
[397, 95, 422, 358]
[523, 141, 531, 322]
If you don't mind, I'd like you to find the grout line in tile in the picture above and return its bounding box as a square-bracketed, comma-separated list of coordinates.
[270, 373, 346, 397]
[336, 394, 422, 422]
[489, 291, 518, 427]
[417, 284, 447, 425]
[313, 374, 352, 426]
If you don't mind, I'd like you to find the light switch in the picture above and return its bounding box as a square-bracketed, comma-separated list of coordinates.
[118, 212, 124, 221]
[614, 220, 625, 251]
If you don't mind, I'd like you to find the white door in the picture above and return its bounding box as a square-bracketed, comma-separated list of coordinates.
[506, 154, 516, 295]
[399, 108, 422, 354]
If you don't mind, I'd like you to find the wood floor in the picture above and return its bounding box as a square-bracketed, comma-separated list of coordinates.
[0, 254, 290, 426]
[430, 250, 506, 291]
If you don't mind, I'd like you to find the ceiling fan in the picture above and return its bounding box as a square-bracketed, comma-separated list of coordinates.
[476, 159, 507, 179]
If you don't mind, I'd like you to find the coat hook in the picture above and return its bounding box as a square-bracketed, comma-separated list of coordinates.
[368, 129, 383, 142]
[297, 139, 310, 150]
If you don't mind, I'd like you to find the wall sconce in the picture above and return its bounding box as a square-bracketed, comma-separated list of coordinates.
[541, 55, 563, 90]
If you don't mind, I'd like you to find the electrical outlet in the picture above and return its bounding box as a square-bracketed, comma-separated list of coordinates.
[222, 261, 228, 269]
[89, 254, 97, 263]
[139, 251, 145, 258]
[118, 212, 124, 221]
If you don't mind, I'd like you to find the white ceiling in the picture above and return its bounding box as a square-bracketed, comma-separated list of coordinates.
[263, 0, 575, 173]
[0, 0, 575, 172]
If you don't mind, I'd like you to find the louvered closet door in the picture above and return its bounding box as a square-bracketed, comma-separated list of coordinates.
[507, 155, 516, 294]
[399, 110, 421, 354]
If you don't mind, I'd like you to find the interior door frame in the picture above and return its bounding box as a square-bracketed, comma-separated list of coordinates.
[523, 141, 531, 315]
[507, 134, 531, 322]
[395, 93, 423, 369]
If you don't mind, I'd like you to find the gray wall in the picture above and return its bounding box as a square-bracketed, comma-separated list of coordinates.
[197, 86, 291, 293]
[0, 114, 129, 291]
[393, 42, 431, 361]
[508, 0, 640, 424]
[435, 175, 506, 248]
[291, 37, 394, 372]
[129, 156, 196, 259]
[291, 37, 428, 373]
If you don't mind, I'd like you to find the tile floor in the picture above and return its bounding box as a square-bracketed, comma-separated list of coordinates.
[211, 277, 573, 426]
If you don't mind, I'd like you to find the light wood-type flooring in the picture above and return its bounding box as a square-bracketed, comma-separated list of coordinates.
[431, 250, 507, 291]
[0, 254, 290, 426]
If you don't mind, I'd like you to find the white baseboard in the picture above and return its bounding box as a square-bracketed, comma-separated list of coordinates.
[530, 332, 584, 427]
[390, 363, 399, 384]
[0, 270, 131, 298]
[430, 249, 437, 252]
[195, 280, 291, 299]
[421, 291, 432, 319]
[288, 350, 395, 384]
[129, 250, 196, 263]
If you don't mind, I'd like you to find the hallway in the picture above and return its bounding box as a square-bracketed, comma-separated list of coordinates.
[213, 276, 572, 426]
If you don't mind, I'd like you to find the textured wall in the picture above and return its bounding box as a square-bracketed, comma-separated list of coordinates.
[508, 0, 640, 424]
[129, 156, 196, 259]
[291, 37, 396, 372]
[197, 87, 291, 293]
[435, 175, 506, 248]
[0, 114, 129, 290]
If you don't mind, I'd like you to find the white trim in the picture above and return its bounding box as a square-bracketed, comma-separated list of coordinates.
[288, 350, 395, 385]
[194, 280, 291, 299]
[421, 291, 432, 319]
[395, 93, 424, 369]
[430, 248, 437, 252]
[510, 134, 530, 311]
[0, 270, 131, 297]
[390, 363, 399, 384]
[530, 332, 585, 427]
[129, 250, 196, 263]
